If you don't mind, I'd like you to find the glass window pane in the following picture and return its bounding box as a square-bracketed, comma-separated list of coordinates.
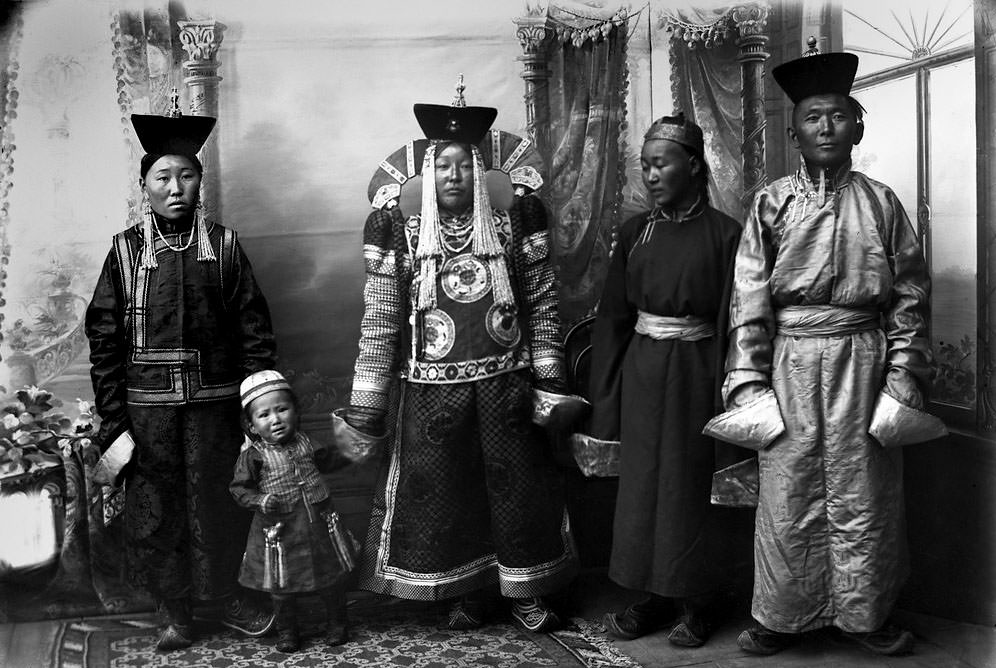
[844, 0, 974, 78]
[928, 58, 977, 408]
[851, 76, 917, 219]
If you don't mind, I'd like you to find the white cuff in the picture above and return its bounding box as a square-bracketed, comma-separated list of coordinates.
[703, 388, 785, 451]
[868, 391, 947, 448]
[91, 430, 136, 486]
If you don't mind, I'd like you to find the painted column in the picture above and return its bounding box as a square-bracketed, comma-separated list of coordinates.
[514, 13, 554, 177]
[733, 2, 771, 206]
[177, 19, 226, 221]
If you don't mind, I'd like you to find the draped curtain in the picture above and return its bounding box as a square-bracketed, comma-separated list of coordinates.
[546, 27, 629, 325]
[668, 15, 744, 218]
[0, 0, 183, 621]
[115, 2, 187, 225]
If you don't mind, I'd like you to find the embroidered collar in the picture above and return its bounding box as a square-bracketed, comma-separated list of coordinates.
[648, 195, 705, 226]
[640, 196, 705, 245]
[794, 159, 852, 195]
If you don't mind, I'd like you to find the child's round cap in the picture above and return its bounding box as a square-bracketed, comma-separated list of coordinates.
[240, 370, 291, 409]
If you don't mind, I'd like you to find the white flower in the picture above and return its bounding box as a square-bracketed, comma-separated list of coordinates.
[4, 401, 26, 415]
[2, 414, 19, 430]
[18, 412, 35, 425]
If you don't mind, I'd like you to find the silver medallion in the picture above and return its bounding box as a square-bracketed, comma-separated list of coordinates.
[487, 303, 521, 348]
[422, 309, 456, 361]
[440, 253, 491, 303]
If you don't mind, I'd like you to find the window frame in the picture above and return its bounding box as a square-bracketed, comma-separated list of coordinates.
[851, 44, 978, 429]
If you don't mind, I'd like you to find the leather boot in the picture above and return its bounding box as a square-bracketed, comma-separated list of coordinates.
[322, 587, 350, 646]
[155, 597, 193, 652]
[511, 596, 560, 633]
[272, 596, 300, 653]
[221, 592, 275, 637]
[668, 592, 733, 648]
[603, 594, 678, 640]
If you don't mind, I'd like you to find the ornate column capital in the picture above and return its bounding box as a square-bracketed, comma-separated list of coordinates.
[177, 20, 226, 65]
[178, 20, 226, 116]
[513, 13, 554, 173]
[732, 2, 770, 62]
[514, 14, 553, 67]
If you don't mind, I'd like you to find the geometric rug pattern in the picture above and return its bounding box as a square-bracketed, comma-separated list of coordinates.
[53, 605, 643, 668]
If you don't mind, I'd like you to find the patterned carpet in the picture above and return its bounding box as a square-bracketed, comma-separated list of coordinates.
[52, 602, 643, 668]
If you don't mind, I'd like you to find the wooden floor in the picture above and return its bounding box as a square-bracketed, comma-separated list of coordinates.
[1, 571, 993, 667]
[571, 573, 996, 668]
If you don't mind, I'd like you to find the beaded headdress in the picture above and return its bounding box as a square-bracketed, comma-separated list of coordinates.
[411, 76, 514, 313]
[132, 88, 216, 269]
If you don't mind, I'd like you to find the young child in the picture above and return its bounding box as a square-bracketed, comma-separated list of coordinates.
[230, 370, 355, 653]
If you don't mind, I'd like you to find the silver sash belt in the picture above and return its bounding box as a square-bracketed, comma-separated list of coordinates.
[776, 305, 880, 337]
[635, 311, 715, 341]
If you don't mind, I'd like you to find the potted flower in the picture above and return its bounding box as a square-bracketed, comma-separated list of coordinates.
[0, 387, 95, 481]
[0, 387, 98, 578]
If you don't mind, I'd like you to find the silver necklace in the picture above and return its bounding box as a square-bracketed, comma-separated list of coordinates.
[439, 213, 473, 254]
[153, 219, 196, 252]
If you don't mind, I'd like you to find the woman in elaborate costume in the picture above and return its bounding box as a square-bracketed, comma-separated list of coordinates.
[339, 83, 578, 632]
[85, 93, 277, 651]
[579, 113, 749, 647]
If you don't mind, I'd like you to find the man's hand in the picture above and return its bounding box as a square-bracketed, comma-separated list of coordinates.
[883, 368, 924, 409]
[729, 381, 769, 409]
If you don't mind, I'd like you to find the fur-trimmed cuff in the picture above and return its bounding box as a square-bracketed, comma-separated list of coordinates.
[331, 408, 387, 463]
[532, 389, 590, 430]
[91, 430, 136, 486]
[868, 390, 947, 448]
[569, 433, 620, 477]
[703, 388, 785, 451]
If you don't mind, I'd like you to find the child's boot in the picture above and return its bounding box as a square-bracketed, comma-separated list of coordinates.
[272, 596, 300, 653]
[322, 587, 350, 646]
[155, 597, 193, 652]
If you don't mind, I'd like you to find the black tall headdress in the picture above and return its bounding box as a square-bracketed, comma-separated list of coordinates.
[131, 88, 217, 268]
[413, 74, 497, 145]
[131, 88, 216, 158]
[772, 52, 859, 104]
[411, 76, 513, 313]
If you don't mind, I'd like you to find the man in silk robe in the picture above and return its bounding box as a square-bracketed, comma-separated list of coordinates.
[723, 51, 932, 656]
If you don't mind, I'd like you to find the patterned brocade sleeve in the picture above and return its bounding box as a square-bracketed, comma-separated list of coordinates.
[514, 195, 567, 392]
[722, 192, 777, 407]
[84, 246, 131, 450]
[349, 209, 403, 415]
